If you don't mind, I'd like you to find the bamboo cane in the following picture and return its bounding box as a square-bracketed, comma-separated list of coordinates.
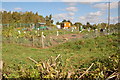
[79, 63, 94, 79]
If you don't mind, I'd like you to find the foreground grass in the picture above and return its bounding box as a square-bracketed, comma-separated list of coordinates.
[2, 33, 118, 77]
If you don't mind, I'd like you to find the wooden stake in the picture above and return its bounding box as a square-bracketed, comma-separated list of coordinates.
[33, 36, 34, 47]
[71, 29, 73, 32]
[57, 31, 59, 36]
[41, 32, 44, 48]
[50, 37, 52, 46]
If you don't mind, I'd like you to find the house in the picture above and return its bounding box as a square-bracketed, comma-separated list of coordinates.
[61, 22, 71, 29]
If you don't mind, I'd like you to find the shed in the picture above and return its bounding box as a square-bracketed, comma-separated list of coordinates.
[61, 22, 71, 29]
[36, 23, 48, 30]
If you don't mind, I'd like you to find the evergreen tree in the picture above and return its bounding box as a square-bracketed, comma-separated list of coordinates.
[62, 19, 67, 22]
[74, 22, 82, 28]
[86, 22, 91, 29]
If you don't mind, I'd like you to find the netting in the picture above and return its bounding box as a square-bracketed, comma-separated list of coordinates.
[2, 28, 117, 48]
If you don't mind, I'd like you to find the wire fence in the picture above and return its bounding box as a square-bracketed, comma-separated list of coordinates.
[2, 28, 117, 48]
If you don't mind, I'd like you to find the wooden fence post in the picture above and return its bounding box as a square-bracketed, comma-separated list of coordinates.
[50, 37, 52, 46]
[33, 36, 34, 47]
[57, 31, 59, 36]
[71, 27, 74, 32]
[41, 32, 45, 48]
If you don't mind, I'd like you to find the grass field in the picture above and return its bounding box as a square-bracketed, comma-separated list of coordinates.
[2, 33, 118, 72]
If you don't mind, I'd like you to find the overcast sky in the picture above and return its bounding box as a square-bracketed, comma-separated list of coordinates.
[1, 0, 119, 24]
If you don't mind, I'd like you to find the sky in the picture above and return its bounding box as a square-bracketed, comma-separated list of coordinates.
[1, 1, 119, 24]
[1, 0, 119, 2]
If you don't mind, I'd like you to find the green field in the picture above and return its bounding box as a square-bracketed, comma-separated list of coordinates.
[2, 34, 119, 79]
[3, 33, 118, 73]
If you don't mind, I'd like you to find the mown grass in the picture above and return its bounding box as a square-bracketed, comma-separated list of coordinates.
[2, 33, 118, 72]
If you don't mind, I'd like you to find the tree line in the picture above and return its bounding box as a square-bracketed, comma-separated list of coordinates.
[1, 11, 119, 29]
[1, 11, 53, 27]
[56, 19, 119, 30]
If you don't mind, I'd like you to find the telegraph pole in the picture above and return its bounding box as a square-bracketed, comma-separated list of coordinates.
[108, 0, 110, 32]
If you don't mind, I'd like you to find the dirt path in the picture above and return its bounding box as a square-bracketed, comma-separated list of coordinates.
[43, 33, 83, 48]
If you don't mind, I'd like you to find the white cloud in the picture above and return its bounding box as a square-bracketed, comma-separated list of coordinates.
[78, 11, 105, 24]
[110, 16, 118, 23]
[0, 8, 5, 11]
[78, 11, 118, 24]
[65, 7, 78, 12]
[110, 2, 118, 8]
[53, 12, 75, 21]
[53, 11, 106, 24]
[80, 2, 93, 4]
[61, 0, 108, 2]
[53, 6, 76, 22]
[79, 16, 106, 24]
[68, 12, 75, 16]
[93, 2, 118, 10]
[14, 8, 22, 10]
[53, 13, 67, 20]
[89, 11, 104, 16]
[66, 2, 78, 6]
[2, 0, 55, 2]
[93, 3, 107, 10]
